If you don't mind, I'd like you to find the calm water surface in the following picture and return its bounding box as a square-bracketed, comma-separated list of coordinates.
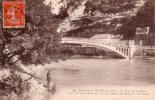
[44, 58, 155, 88]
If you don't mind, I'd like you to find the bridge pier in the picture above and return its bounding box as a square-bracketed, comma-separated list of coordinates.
[129, 40, 137, 59]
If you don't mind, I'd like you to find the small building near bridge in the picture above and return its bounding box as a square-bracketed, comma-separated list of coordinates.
[90, 34, 122, 43]
[135, 27, 155, 46]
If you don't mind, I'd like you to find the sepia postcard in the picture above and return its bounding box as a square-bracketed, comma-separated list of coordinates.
[0, 0, 155, 100]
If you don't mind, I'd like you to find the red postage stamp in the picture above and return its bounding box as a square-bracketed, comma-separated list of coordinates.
[2, 1, 25, 28]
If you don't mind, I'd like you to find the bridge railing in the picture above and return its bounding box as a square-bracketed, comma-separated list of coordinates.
[62, 38, 130, 48]
[62, 37, 135, 58]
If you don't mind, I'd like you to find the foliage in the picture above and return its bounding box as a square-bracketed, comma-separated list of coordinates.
[0, 0, 65, 67]
[84, 0, 137, 14]
[136, 0, 154, 27]
[0, 72, 30, 96]
[0, 0, 67, 98]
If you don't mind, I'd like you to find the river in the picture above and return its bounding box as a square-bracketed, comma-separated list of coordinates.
[41, 57, 155, 100]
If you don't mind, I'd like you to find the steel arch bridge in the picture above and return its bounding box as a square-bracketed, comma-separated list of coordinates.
[61, 38, 136, 59]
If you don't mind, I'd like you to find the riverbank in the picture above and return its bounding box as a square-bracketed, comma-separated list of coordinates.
[71, 55, 155, 60]
[0, 68, 48, 100]
[70, 55, 124, 59]
[134, 56, 155, 60]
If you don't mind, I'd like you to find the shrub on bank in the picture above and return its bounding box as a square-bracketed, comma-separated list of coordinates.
[0, 69, 52, 100]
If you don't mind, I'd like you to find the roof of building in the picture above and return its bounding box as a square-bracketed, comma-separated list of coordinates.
[90, 34, 121, 39]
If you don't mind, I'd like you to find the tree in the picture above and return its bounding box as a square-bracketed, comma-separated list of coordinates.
[0, 0, 63, 68]
[0, 0, 65, 98]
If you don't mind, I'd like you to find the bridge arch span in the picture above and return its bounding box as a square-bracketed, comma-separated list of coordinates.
[61, 39, 130, 59]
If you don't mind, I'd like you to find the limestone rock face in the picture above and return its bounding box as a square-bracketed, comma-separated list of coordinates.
[46, 0, 146, 31]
